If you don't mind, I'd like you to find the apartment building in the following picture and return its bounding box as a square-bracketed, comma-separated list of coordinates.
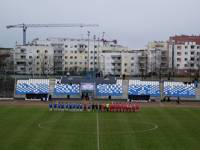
[0, 47, 14, 73]
[147, 41, 169, 76]
[14, 38, 126, 75]
[168, 35, 200, 76]
[121, 49, 148, 76]
[14, 45, 54, 75]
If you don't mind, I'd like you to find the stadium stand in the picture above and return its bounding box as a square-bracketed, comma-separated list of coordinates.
[96, 80, 123, 96]
[164, 81, 195, 97]
[128, 80, 160, 97]
[54, 79, 80, 95]
[16, 79, 49, 94]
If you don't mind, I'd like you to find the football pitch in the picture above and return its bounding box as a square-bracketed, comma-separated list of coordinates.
[0, 104, 200, 150]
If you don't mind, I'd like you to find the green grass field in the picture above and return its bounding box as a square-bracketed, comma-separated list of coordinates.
[0, 105, 200, 150]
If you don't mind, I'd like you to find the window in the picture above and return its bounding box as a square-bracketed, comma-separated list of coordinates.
[185, 46, 188, 49]
[90, 62, 93, 65]
[177, 45, 182, 50]
[124, 63, 127, 66]
[191, 51, 195, 55]
[65, 56, 68, 59]
[85, 51, 88, 53]
[177, 58, 181, 62]
[65, 62, 68, 64]
[74, 45, 77, 48]
[94, 51, 97, 53]
[85, 56, 87, 59]
[177, 64, 180, 67]
[191, 57, 195, 61]
[21, 55, 26, 59]
[70, 56, 73, 59]
[74, 62, 77, 65]
[124, 69, 127, 72]
[79, 62, 82, 65]
[74, 51, 77, 53]
[45, 56, 48, 59]
[71, 51, 73, 53]
[90, 56, 93, 59]
[177, 52, 181, 55]
[185, 58, 188, 61]
[36, 68, 39, 71]
[70, 62, 73, 65]
[45, 50, 48, 53]
[131, 57, 134, 60]
[197, 46, 200, 49]
[29, 56, 32, 59]
[94, 45, 97, 48]
[131, 63, 134, 66]
[191, 63, 194, 67]
[37, 62, 40, 65]
[79, 44, 84, 48]
[191, 45, 195, 49]
[37, 50, 39, 53]
[90, 51, 93, 53]
[185, 52, 188, 55]
[65, 45, 68, 48]
[37, 56, 39, 59]
[184, 64, 188, 67]
[74, 56, 77, 59]
[21, 49, 25, 53]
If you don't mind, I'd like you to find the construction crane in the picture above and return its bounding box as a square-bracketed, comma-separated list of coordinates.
[6, 23, 99, 45]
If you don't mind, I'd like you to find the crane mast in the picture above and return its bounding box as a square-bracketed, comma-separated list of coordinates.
[7, 23, 99, 45]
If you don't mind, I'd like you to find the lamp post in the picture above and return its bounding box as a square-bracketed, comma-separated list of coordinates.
[93, 35, 96, 72]
[87, 31, 90, 72]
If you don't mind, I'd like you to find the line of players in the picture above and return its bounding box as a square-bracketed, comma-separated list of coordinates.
[48, 102, 140, 112]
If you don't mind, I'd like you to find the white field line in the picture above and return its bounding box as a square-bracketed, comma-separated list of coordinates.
[96, 112, 100, 150]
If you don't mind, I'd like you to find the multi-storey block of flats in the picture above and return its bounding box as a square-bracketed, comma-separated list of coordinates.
[168, 35, 200, 76]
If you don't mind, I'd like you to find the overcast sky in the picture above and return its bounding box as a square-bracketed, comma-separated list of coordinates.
[0, 0, 200, 48]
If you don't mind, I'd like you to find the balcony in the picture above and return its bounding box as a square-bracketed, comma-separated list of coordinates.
[16, 62, 27, 66]
[138, 54, 147, 58]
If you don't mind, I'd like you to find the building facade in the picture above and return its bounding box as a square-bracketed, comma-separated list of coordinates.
[14, 35, 200, 77]
[0, 47, 14, 74]
[147, 41, 169, 76]
[14, 38, 128, 76]
[168, 35, 200, 76]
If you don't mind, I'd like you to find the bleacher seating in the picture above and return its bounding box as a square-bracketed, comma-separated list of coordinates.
[164, 82, 195, 97]
[54, 79, 80, 95]
[128, 80, 160, 96]
[16, 79, 49, 94]
[96, 80, 122, 96]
